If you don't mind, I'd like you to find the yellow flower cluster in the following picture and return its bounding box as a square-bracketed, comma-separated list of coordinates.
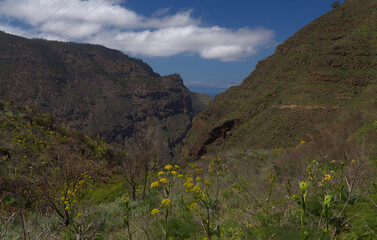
[306, 165, 315, 181]
[151, 181, 160, 189]
[184, 177, 194, 192]
[151, 208, 160, 215]
[323, 174, 331, 181]
[161, 198, 172, 208]
[188, 202, 198, 211]
[160, 178, 168, 184]
[165, 164, 174, 171]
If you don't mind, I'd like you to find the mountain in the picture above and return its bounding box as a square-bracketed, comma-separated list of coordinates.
[0, 31, 194, 160]
[183, 0, 377, 158]
[189, 92, 212, 115]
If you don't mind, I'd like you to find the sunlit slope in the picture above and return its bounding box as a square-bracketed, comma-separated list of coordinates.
[183, 0, 377, 158]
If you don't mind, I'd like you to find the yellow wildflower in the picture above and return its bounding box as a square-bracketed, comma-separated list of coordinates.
[188, 202, 198, 211]
[161, 198, 172, 208]
[184, 182, 194, 192]
[191, 185, 201, 193]
[323, 174, 331, 181]
[178, 174, 184, 179]
[77, 213, 82, 217]
[151, 208, 160, 215]
[158, 171, 165, 176]
[300, 140, 306, 145]
[160, 178, 168, 184]
[151, 181, 160, 189]
[171, 170, 177, 176]
[195, 176, 201, 181]
[65, 206, 70, 210]
[165, 165, 174, 171]
[174, 165, 179, 169]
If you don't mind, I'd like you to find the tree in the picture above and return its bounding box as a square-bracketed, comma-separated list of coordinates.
[123, 136, 158, 201]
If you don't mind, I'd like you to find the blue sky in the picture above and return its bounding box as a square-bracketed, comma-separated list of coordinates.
[0, 0, 343, 96]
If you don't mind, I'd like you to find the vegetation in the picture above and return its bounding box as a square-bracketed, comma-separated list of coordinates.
[0, 99, 376, 239]
[1, 1, 377, 239]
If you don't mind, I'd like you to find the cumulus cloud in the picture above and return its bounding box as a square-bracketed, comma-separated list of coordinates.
[0, 0, 275, 61]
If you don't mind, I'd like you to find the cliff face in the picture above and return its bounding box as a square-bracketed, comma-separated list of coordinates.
[183, 0, 377, 158]
[0, 31, 193, 160]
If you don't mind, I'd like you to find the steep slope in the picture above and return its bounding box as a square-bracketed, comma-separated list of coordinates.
[0, 31, 193, 160]
[189, 92, 213, 115]
[183, 0, 377, 158]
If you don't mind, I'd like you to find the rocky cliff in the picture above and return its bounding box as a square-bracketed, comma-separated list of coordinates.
[0, 31, 193, 160]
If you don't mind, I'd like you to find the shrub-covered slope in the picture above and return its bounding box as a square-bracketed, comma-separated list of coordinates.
[183, 0, 377, 158]
[0, 31, 193, 160]
[189, 92, 213, 115]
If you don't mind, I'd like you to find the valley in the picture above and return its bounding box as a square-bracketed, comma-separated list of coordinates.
[0, 0, 377, 239]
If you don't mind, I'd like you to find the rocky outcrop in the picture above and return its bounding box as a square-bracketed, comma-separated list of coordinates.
[0, 31, 193, 160]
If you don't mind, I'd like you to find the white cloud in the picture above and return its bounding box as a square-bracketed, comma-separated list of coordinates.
[152, 8, 171, 17]
[106, 26, 273, 61]
[0, 0, 275, 61]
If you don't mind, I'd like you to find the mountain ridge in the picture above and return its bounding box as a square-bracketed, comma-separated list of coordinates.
[0, 30, 194, 160]
[183, 0, 377, 158]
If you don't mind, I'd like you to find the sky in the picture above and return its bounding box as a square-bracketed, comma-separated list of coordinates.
[0, 0, 344, 97]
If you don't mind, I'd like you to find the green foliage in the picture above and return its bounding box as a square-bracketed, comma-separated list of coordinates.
[167, 216, 197, 239]
[88, 183, 126, 204]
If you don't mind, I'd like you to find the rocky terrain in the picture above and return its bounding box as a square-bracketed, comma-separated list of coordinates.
[183, 0, 377, 158]
[0, 31, 194, 160]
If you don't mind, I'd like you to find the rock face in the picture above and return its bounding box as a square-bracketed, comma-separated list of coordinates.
[183, 0, 377, 158]
[0, 31, 193, 160]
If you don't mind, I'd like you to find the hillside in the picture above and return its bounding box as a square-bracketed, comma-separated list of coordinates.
[0, 31, 195, 160]
[2, 100, 376, 239]
[189, 92, 213, 115]
[183, 0, 377, 158]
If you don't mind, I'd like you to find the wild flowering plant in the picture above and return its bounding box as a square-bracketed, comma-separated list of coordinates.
[150, 164, 181, 240]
